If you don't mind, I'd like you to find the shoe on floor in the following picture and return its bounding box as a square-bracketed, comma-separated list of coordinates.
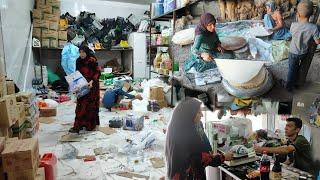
[69, 127, 80, 134]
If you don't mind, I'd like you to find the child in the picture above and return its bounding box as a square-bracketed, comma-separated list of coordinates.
[102, 81, 142, 110]
[286, 0, 320, 92]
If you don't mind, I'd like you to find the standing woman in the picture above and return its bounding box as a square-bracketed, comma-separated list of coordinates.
[69, 45, 101, 133]
[184, 13, 224, 73]
[165, 98, 233, 179]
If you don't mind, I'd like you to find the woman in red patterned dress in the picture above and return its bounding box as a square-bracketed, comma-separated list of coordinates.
[165, 98, 233, 179]
[69, 46, 101, 133]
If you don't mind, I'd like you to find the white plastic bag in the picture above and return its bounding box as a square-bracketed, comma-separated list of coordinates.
[65, 71, 89, 98]
[172, 28, 195, 45]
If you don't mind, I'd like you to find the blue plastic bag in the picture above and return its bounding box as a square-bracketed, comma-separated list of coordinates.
[61, 42, 80, 75]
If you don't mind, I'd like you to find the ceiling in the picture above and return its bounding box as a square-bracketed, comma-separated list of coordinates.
[99, 0, 155, 5]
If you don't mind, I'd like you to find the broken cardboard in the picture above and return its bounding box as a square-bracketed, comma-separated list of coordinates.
[16, 102, 26, 126]
[39, 117, 55, 124]
[116, 172, 149, 179]
[99, 126, 116, 135]
[150, 157, 165, 168]
[1, 138, 39, 172]
[60, 134, 83, 142]
[150, 86, 165, 101]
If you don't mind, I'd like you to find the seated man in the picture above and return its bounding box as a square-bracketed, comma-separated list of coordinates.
[264, 1, 291, 40]
[102, 82, 142, 110]
[254, 117, 314, 174]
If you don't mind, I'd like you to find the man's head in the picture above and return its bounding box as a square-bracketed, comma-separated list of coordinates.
[285, 117, 303, 137]
[297, 0, 314, 20]
[266, 1, 276, 13]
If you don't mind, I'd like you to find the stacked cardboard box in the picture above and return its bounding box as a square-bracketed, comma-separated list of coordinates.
[0, 76, 6, 98]
[0, 137, 6, 180]
[5, 80, 15, 95]
[0, 95, 18, 128]
[1, 138, 39, 180]
[33, 0, 61, 48]
[149, 86, 167, 108]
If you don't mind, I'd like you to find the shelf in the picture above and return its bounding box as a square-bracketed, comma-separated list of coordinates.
[151, 0, 201, 21]
[149, 44, 170, 48]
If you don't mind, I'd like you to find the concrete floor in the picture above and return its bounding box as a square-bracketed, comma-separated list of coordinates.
[38, 101, 171, 180]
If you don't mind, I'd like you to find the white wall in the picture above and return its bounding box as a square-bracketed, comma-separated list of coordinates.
[0, 0, 35, 90]
[61, 0, 148, 19]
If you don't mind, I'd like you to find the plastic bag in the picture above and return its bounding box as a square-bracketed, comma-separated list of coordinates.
[172, 28, 195, 45]
[65, 71, 90, 98]
[61, 43, 79, 75]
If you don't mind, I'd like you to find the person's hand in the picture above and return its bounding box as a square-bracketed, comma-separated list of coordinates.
[88, 80, 93, 89]
[224, 152, 233, 161]
[201, 53, 213, 62]
[217, 45, 224, 54]
[254, 145, 263, 153]
[135, 94, 143, 100]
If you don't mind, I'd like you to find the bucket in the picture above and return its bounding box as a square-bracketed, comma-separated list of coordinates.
[40, 153, 57, 180]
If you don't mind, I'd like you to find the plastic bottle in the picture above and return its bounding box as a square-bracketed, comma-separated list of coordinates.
[271, 155, 281, 180]
[260, 151, 270, 180]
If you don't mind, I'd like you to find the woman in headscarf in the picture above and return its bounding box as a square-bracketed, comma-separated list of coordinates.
[184, 13, 225, 73]
[263, 0, 291, 40]
[165, 98, 233, 179]
[69, 45, 101, 133]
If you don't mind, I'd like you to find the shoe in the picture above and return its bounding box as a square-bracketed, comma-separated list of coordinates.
[69, 127, 80, 134]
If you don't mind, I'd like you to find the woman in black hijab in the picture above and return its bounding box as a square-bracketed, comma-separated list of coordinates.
[165, 98, 233, 179]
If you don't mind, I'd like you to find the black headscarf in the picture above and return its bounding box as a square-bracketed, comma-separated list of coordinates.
[165, 98, 211, 178]
[76, 45, 97, 71]
[195, 13, 217, 35]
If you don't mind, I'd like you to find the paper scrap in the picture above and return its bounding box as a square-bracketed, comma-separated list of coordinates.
[116, 172, 149, 179]
[39, 117, 55, 124]
[60, 134, 83, 142]
[150, 157, 165, 168]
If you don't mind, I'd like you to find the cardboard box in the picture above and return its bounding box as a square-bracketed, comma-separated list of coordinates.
[47, 0, 61, 8]
[33, 19, 41, 28]
[52, 7, 61, 15]
[5, 80, 14, 95]
[149, 86, 165, 101]
[0, 95, 18, 127]
[0, 137, 5, 152]
[41, 5, 52, 14]
[35, 167, 45, 180]
[38, 20, 50, 29]
[157, 99, 168, 108]
[35, 0, 45, 9]
[42, 30, 58, 39]
[58, 30, 67, 40]
[50, 39, 58, 48]
[32, 28, 41, 38]
[32, 9, 42, 19]
[5, 137, 18, 146]
[0, 76, 6, 98]
[7, 168, 37, 180]
[16, 102, 26, 126]
[43, 13, 59, 22]
[1, 138, 39, 172]
[0, 128, 12, 138]
[16, 92, 32, 104]
[58, 40, 67, 48]
[49, 22, 59, 30]
[39, 107, 57, 117]
[42, 38, 50, 48]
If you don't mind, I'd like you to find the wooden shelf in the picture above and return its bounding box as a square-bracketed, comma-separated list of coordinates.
[151, 0, 201, 21]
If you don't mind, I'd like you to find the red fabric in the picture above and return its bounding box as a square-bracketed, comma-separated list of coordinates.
[201, 152, 213, 166]
[74, 56, 101, 131]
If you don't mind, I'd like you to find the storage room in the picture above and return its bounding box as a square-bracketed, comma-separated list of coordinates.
[0, 0, 320, 179]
